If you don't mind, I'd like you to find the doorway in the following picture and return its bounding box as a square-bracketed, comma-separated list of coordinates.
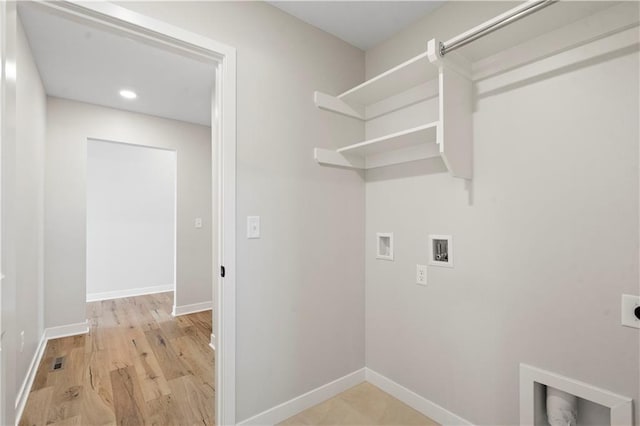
[86, 140, 177, 303]
[1, 2, 237, 425]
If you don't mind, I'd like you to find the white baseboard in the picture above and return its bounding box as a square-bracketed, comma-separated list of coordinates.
[44, 320, 90, 340]
[15, 332, 48, 423]
[172, 301, 212, 316]
[15, 320, 90, 425]
[86, 284, 173, 302]
[209, 333, 216, 350]
[365, 368, 473, 426]
[238, 368, 366, 425]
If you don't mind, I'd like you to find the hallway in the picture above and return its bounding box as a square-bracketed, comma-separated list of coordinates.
[19, 293, 215, 425]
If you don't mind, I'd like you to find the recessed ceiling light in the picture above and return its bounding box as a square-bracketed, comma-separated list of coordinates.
[119, 89, 137, 99]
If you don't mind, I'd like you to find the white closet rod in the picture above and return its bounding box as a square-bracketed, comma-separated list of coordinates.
[440, 0, 557, 56]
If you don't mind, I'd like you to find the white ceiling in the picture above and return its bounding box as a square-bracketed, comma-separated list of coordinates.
[268, 1, 445, 50]
[269, 1, 616, 59]
[18, 3, 216, 126]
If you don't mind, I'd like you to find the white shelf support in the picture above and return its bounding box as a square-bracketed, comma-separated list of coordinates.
[438, 65, 473, 179]
[428, 38, 474, 179]
[314, 91, 364, 120]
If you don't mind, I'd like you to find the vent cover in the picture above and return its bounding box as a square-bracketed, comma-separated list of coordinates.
[51, 356, 65, 371]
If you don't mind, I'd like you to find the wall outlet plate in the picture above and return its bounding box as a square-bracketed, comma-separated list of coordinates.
[416, 265, 427, 286]
[621, 294, 640, 328]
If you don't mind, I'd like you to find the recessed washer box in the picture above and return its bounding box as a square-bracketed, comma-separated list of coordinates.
[376, 233, 394, 261]
[429, 234, 453, 267]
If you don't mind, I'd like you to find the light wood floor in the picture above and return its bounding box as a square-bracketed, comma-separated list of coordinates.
[19, 292, 215, 426]
[279, 382, 439, 426]
[20, 293, 438, 426]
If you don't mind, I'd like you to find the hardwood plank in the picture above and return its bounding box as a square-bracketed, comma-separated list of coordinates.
[168, 375, 215, 426]
[189, 311, 213, 335]
[87, 299, 103, 319]
[144, 328, 190, 381]
[110, 366, 147, 426]
[49, 415, 82, 426]
[148, 302, 173, 325]
[104, 328, 134, 371]
[118, 297, 144, 330]
[127, 329, 172, 402]
[30, 355, 52, 392]
[146, 394, 188, 426]
[81, 350, 116, 425]
[130, 297, 160, 332]
[175, 314, 194, 328]
[171, 335, 215, 389]
[19, 387, 53, 426]
[158, 318, 187, 340]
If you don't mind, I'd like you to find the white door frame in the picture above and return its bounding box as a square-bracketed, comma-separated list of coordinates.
[32, 2, 238, 424]
[0, 2, 18, 424]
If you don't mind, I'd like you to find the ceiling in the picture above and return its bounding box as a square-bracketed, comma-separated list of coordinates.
[18, 3, 216, 126]
[269, 1, 616, 60]
[268, 1, 445, 50]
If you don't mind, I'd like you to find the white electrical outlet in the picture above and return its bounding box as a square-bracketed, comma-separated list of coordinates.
[20, 330, 24, 352]
[621, 294, 640, 328]
[416, 265, 427, 286]
[194, 218, 203, 228]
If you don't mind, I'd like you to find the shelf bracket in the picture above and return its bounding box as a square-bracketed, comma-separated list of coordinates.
[314, 91, 365, 120]
[438, 63, 473, 180]
[427, 38, 443, 65]
[314, 148, 365, 169]
[427, 38, 472, 80]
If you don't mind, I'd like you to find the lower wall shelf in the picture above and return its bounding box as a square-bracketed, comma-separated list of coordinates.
[314, 122, 440, 170]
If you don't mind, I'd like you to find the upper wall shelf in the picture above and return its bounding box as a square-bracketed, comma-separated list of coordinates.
[338, 52, 439, 107]
[313, 39, 473, 179]
[315, 122, 439, 170]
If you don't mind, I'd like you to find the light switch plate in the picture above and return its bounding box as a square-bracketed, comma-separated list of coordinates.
[621, 294, 640, 328]
[247, 216, 260, 239]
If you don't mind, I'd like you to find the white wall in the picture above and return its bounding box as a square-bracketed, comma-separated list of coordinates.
[45, 98, 212, 326]
[86, 140, 176, 300]
[364, 3, 639, 425]
[15, 15, 46, 409]
[114, 1, 366, 421]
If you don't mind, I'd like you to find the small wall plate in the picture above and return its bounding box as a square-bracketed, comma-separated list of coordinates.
[428, 234, 453, 268]
[376, 233, 394, 261]
[621, 294, 640, 329]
